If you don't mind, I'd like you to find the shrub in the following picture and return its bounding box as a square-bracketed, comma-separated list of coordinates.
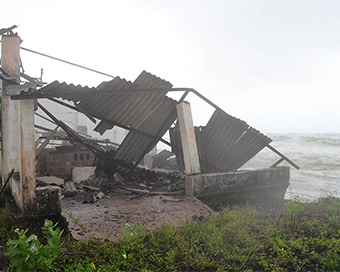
[6, 219, 63, 271]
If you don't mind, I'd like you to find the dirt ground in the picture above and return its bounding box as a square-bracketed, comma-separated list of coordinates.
[61, 192, 214, 242]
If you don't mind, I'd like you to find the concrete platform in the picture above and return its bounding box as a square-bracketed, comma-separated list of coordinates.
[186, 166, 290, 210]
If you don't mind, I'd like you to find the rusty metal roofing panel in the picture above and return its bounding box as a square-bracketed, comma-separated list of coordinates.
[79, 71, 173, 135]
[203, 110, 271, 172]
[169, 125, 184, 170]
[30, 71, 174, 133]
[204, 110, 247, 166]
[170, 109, 272, 173]
[23, 70, 176, 166]
[35, 81, 97, 103]
[113, 72, 177, 163]
[13, 68, 278, 171]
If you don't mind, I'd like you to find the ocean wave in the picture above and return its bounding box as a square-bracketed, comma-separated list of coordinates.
[247, 151, 340, 171]
[268, 134, 294, 142]
[245, 133, 340, 201]
[300, 136, 340, 147]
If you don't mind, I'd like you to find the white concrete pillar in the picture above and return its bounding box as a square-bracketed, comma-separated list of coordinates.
[176, 102, 201, 175]
[20, 98, 36, 212]
[1, 35, 36, 213]
[1, 35, 21, 193]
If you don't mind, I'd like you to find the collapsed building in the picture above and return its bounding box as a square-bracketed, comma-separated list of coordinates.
[1, 31, 299, 217]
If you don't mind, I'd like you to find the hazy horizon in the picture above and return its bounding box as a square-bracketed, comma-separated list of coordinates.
[1, 0, 340, 134]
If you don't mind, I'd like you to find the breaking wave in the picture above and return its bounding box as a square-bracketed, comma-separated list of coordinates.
[243, 133, 340, 201]
[247, 134, 340, 171]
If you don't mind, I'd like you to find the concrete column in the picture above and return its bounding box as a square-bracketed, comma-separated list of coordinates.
[1, 35, 21, 190]
[1, 35, 36, 213]
[20, 98, 36, 213]
[176, 102, 201, 175]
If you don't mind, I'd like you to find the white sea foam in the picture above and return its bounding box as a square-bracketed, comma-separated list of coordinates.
[242, 133, 340, 202]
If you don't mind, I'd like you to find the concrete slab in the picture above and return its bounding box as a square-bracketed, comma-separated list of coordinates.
[37, 176, 64, 186]
[72, 166, 96, 183]
[189, 167, 290, 210]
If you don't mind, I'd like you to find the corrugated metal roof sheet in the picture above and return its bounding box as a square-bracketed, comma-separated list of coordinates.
[33, 71, 177, 165]
[113, 71, 177, 163]
[12, 69, 283, 172]
[170, 109, 272, 173]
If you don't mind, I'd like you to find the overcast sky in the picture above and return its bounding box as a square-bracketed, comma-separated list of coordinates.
[2, 0, 340, 134]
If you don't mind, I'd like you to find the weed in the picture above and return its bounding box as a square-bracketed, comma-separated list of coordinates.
[285, 196, 305, 220]
[121, 222, 145, 251]
[6, 219, 63, 271]
[1, 197, 340, 271]
[0, 207, 15, 242]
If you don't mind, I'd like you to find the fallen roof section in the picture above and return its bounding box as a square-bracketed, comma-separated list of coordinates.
[8, 70, 299, 173]
[170, 109, 272, 173]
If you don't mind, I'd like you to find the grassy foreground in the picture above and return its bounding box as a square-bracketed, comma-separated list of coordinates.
[1, 197, 340, 271]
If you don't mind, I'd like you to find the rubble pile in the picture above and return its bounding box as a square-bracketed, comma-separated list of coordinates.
[37, 167, 185, 204]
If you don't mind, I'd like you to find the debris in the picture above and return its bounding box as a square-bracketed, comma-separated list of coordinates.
[152, 150, 179, 170]
[72, 166, 96, 183]
[82, 193, 97, 203]
[37, 176, 64, 186]
[62, 191, 78, 197]
[62, 181, 78, 197]
[107, 215, 119, 221]
[161, 196, 181, 202]
[124, 188, 149, 194]
[139, 183, 150, 188]
[96, 192, 104, 199]
[114, 172, 125, 184]
[111, 188, 132, 195]
[81, 184, 101, 192]
[149, 191, 183, 195]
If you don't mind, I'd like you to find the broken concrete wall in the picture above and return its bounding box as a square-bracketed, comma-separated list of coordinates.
[186, 167, 290, 210]
[36, 186, 61, 215]
[37, 147, 96, 178]
[72, 166, 96, 183]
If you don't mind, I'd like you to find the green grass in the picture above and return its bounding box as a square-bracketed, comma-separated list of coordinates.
[0, 207, 15, 243]
[1, 196, 340, 271]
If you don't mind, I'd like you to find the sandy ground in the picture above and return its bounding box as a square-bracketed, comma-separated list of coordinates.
[61, 192, 214, 242]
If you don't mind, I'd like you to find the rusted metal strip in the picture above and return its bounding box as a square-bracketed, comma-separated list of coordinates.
[37, 102, 141, 179]
[35, 125, 60, 159]
[34, 124, 52, 132]
[48, 98, 96, 123]
[0, 25, 17, 36]
[270, 158, 285, 168]
[20, 46, 116, 79]
[11, 87, 192, 100]
[179, 90, 190, 102]
[267, 146, 300, 169]
[0, 168, 15, 196]
[35, 112, 57, 125]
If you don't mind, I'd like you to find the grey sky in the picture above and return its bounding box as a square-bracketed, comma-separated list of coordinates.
[2, 0, 340, 133]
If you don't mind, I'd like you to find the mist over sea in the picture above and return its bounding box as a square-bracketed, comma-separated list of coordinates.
[242, 134, 340, 202]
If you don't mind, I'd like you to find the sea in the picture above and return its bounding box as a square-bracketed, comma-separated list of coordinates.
[242, 133, 340, 202]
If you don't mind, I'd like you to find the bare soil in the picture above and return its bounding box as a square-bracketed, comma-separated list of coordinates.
[61, 192, 214, 242]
